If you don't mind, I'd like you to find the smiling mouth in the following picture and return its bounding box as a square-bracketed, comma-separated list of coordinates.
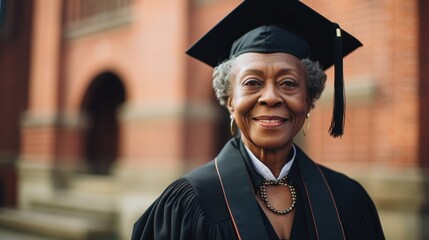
[253, 116, 289, 127]
[258, 119, 284, 123]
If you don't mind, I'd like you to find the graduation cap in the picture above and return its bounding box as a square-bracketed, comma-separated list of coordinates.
[186, 0, 362, 137]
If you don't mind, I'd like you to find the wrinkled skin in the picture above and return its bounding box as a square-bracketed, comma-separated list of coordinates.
[227, 52, 310, 175]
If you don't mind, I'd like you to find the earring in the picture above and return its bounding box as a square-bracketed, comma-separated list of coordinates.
[302, 113, 310, 136]
[230, 115, 237, 136]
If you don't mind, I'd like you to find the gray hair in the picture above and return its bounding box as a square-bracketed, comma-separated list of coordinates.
[212, 57, 326, 108]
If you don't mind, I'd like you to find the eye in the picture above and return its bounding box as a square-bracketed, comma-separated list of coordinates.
[242, 78, 262, 87]
[279, 78, 298, 88]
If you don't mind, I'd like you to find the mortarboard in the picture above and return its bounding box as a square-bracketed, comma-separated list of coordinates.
[186, 0, 362, 137]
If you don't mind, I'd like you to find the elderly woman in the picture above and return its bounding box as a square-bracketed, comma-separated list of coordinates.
[132, 0, 384, 239]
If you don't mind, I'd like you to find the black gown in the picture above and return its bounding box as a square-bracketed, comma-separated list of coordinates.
[132, 137, 385, 240]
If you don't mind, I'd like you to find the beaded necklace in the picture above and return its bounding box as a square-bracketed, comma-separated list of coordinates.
[259, 176, 297, 215]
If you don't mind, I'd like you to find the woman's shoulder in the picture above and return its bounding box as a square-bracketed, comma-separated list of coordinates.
[131, 177, 202, 239]
[317, 165, 385, 239]
[131, 162, 234, 239]
[143, 159, 230, 222]
[317, 164, 370, 207]
[184, 160, 230, 223]
[142, 159, 230, 223]
[318, 165, 359, 190]
[317, 165, 369, 199]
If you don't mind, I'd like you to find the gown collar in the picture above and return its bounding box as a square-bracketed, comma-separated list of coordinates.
[236, 138, 299, 193]
[244, 144, 296, 180]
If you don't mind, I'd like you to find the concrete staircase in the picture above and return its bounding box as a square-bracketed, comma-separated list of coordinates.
[0, 188, 118, 239]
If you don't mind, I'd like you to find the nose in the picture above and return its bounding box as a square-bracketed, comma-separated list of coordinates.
[258, 83, 283, 107]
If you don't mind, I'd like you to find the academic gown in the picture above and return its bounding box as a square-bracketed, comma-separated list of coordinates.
[132, 137, 385, 240]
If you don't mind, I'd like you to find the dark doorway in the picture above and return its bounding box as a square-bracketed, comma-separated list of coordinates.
[81, 72, 126, 175]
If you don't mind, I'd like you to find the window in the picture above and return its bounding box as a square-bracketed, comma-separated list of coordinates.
[64, 0, 134, 39]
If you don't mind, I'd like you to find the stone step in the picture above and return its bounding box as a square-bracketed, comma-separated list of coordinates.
[28, 191, 117, 224]
[0, 228, 57, 240]
[0, 209, 117, 240]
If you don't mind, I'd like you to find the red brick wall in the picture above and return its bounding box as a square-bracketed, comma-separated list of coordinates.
[301, 0, 420, 169]
[62, 0, 191, 168]
[183, 0, 424, 170]
[184, 0, 240, 165]
[17, 0, 425, 174]
[419, 0, 429, 167]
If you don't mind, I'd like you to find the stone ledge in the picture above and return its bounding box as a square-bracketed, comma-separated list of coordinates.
[0, 208, 117, 240]
[342, 167, 429, 240]
[0, 228, 56, 240]
[29, 191, 117, 224]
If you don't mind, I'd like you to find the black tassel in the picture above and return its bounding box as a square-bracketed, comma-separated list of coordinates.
[329, 23, 345, 138]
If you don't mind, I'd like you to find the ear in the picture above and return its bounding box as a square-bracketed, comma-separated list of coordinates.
[227, 97, 234, 114]
[306, 96, 313, 112]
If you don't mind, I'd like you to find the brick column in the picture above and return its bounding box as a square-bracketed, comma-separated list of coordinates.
[21, 0, 63, 162]
[419, 0, 429, 168]
[19, 0, 63, 207]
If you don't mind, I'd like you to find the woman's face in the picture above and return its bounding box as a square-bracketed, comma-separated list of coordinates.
[228, 52, 309, 151]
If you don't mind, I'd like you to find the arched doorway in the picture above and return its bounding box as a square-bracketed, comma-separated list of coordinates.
[81, 72, 126, 175]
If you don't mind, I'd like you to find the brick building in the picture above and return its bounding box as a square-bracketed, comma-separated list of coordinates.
[0, 0, 427, 239]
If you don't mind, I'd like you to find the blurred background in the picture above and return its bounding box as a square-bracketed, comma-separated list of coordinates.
[0, 0, 428, 239]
